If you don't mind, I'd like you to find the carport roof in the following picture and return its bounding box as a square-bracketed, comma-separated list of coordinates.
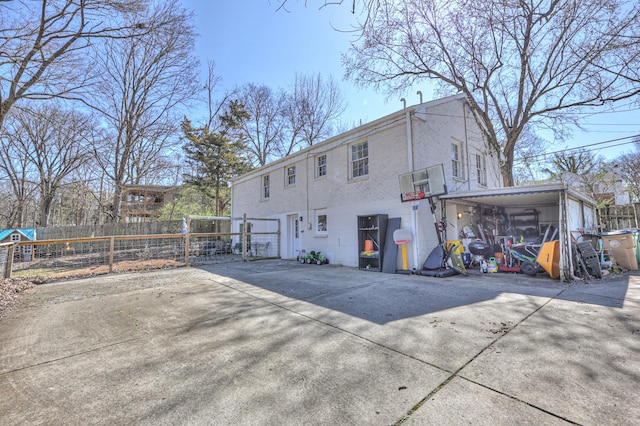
[440, 182, 596, 208]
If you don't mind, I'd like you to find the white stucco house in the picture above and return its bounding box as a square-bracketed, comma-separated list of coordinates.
[231, 94, 503, 270]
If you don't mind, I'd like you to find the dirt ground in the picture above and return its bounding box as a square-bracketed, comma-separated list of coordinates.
[0, 278, 34, 320]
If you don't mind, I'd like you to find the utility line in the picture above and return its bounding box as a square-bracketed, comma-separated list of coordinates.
[514, 134, 640, 164]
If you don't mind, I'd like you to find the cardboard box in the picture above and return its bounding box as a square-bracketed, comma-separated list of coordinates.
[610, 247, 639, 271]
[602, 233, 636, 250]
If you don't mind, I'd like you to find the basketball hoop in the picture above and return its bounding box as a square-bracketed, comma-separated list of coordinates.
[398, 164, 447, 203]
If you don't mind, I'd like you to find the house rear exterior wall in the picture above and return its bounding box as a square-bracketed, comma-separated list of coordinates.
[232, 96, 499, 269]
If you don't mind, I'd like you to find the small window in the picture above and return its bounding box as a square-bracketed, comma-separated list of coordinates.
[316, 154, 327, 178]
[262, 174, 270, 199]
[351, 141, 368, 179]
[315, 210, 328, 235]
[475, 153, 487, 186]
[451, 139, 463, 179]
[10, 233, 20, 242]
[286, 166, 296, 186]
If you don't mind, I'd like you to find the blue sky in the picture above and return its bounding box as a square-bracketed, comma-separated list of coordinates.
[181, 1, 639, 162]
[181, 0, 407, 127]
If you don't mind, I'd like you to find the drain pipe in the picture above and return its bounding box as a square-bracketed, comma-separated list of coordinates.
[403, 105, 420, 269]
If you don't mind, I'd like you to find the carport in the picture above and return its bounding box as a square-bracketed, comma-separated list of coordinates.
[440, 182, 598, 281]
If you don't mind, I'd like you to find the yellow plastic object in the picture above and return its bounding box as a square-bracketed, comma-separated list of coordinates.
[537, 240, 560, 279]
[446, 240, 464, 254]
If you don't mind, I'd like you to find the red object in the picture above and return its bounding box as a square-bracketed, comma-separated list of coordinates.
[404, 191, 425, 201]
[499, 266, 521, 273]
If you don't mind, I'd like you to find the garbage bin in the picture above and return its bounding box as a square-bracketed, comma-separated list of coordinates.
[601, 230, 638, 271]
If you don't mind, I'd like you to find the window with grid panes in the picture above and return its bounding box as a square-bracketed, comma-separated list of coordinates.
[316, 154, 327, 178]
[351, 141, 368, 179]
[262, 174, 270, 199]
[286, 166, 296, 186]
[451, 141, 461, 179]
[475, 153, 487, 186]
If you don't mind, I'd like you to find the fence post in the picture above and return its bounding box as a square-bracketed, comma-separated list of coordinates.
[7, 244, 13, 278]
[242, 213, 247, 262]
[277, 218, 281, 258]
[109, 236, 115, 273]
[184, 216, 191, 266]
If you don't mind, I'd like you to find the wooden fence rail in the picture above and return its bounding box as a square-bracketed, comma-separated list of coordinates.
[10, 230, 279, 282]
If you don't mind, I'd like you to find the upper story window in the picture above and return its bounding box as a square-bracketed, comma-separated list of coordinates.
[451, 139, 463, 179]
[316, 154, 327, 178]
[10, 233, 20, 242]
[351, 141, 368, 179]
[286, 165, 296, 186]
[262, 174, 270, 199]
[475, 153, 487, 186]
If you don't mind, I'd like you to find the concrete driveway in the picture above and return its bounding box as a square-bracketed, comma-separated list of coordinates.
[1, 260, 638, 425]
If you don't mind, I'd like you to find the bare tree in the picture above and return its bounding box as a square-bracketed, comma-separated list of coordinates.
[0, 0, 150, 129]
[342, 0, 640, 186]
[87, 0, 199, 222]
[0, 116, 37, 228]
[203, 60, 232, 131]
[615, 139, 640, 203]
[7, 105, 95, 226]
[237, 74, 346, 163]
[543, 149, 609, 200]
[286, 72, 346, 149]
[235, 83, 286, 167]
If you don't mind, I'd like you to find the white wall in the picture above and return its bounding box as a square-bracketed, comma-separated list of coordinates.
[231, 95, 495, 270]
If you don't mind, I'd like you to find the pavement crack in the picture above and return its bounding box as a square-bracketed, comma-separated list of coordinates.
[394, 284, 578, 425]
[0, 338, 140, 376]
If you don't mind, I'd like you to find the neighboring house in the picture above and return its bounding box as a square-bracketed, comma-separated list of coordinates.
[591, 172, 630, 206]
[0, 228, 36, 261]
[231, 94, 501, 270]
[120, 185, 180, 222]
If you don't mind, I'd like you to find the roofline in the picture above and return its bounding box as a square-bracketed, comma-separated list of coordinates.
[440, 182, 597, 206]
[232, 93, 467, 183]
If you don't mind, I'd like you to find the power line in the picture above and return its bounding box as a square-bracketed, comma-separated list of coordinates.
[514, 133, 640, 164]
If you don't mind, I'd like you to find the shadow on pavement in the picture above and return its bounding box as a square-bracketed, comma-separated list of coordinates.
[195, 260, 636, 325]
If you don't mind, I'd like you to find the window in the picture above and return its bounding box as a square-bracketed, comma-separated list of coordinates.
[475, 153, 487, 186]
[315, 210, 328, 235]
[351, 141, 368, 179]
[286, 165, 296, 186]
[11, 233, 20, 254]
[316, 154, 327, 178]
[262, 174, 270, 199]
[451, 139, 463, 179]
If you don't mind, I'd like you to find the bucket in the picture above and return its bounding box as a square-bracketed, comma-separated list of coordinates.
[364, 240, 374, 252]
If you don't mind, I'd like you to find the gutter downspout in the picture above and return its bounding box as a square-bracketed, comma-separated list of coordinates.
[406, 109, 420, 269]
[463, 102, 471, 191]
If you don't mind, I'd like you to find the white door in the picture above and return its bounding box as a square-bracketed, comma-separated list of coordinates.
[287, 214, 300, 259]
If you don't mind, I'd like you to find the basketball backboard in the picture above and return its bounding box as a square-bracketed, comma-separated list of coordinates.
[399, 164, 447, 202]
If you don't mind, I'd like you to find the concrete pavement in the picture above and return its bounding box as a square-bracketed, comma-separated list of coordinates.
[0, 260, 638, 425]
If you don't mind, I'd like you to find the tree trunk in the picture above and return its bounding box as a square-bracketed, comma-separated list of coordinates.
[39, 195, 55, 228]
[112, 184, 123, 224]
[501, 158, 515, 187]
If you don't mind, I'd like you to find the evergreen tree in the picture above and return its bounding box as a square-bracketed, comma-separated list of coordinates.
[181, 101, 252, 218]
